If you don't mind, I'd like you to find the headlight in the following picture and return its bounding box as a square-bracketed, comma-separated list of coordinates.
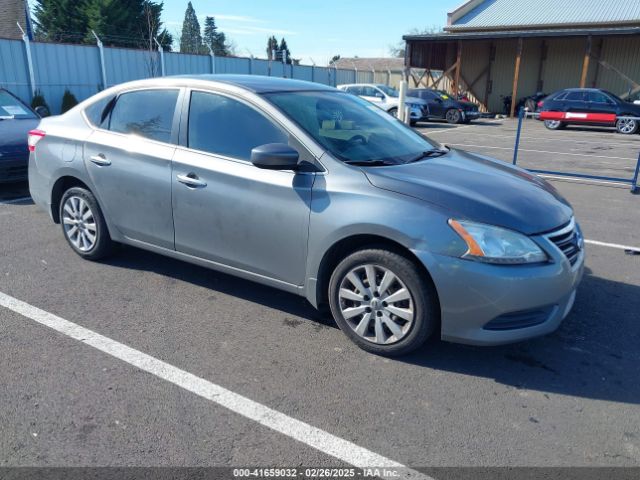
[448, 219, 548, 264]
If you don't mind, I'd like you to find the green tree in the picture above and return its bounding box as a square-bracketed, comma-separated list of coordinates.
[142, 1, 173, 51]
[61, 89, 79, 113]
[266, 36, 278, 60]
[203, 16, 228, 56]
[32, 0, 89, 42]
[180, 1, 204, 54]
[279, 37, 291, 64]
[83, 0, 145, 47]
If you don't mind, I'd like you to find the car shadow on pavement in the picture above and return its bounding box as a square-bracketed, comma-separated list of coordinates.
[103, 246, 336, 328]
[401, 267, 640, 404]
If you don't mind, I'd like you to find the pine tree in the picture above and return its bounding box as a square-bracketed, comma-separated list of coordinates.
[203, 16, 228, 56]
[266, 36, 278, 60]
[279, 38, 291, 64]
[180, 2, 204, 54]
[83, 0, 145, 47]
[32, 0, 89, 42]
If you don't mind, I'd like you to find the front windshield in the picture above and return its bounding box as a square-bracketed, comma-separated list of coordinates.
[264, 91, 440, 165]
[0, 90, 36, 119]
[377, 85, 398, 98]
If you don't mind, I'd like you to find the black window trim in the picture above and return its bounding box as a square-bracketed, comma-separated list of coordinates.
[82, 86, 184, 147]
[177, 87, 323, 172]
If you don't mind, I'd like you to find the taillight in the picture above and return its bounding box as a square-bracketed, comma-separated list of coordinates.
[28, 129, 46, 152]
[537, 100, 544, 108]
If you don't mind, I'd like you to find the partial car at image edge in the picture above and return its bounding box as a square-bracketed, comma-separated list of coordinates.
[29, 75, 584, 356]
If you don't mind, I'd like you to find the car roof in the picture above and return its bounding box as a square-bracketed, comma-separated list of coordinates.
[170, 74, 335, 93]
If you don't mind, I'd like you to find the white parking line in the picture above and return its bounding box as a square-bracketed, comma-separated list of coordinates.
[425, 121, 503, 134]
[0, 291, 432, 480]
[538, 174, 632, 188]
[0, 196, 32, 205]
[585, 239, 640, 252]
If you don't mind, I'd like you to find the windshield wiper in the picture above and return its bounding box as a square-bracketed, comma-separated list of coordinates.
[344, 159, 398, 167]
[407, 148, 449, 163]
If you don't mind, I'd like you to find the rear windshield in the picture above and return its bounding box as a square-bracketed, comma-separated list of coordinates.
[0, 90, 36, 119]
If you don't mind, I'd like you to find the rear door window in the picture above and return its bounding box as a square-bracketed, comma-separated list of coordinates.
[187, 91, 288, 161]
[565, 91, 586, 102]
[108, 89, 179, 143]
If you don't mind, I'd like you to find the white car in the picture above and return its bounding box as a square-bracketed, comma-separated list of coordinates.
[337, 83, 428, 125]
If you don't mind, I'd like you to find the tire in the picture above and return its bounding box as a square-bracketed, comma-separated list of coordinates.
[445, 109, 462, 124]
[616, 117, 639, 135]
[328, 248, 439, 356]
[388, 107, 398, 118]
[544, 119, 566, 130]
[410, 120, 417, 127]
[59, 186, 114, 260]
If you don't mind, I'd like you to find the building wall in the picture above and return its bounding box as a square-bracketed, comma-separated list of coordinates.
[0, 0, 27, 40]
[451, 34, 640, 112]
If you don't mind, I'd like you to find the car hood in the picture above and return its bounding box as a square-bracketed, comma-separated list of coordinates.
[0, 118, 40, 158]
[363, 149, 573, 235]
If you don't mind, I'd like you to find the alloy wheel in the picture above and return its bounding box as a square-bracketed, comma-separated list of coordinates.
[338, 264, 415, 345]
[618, 118, 637, 134]
[62, 196, 97, 252]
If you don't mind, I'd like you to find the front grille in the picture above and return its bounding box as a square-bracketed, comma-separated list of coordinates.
[546, 219, 582, 266]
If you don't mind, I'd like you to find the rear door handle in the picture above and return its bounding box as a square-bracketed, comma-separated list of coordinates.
[89, 154, 111, 166]
[176, 174, 207, 188]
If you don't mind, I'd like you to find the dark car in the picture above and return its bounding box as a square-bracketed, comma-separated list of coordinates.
[408, 89, 481, 124]
[0, 89, 46, 183]
[538, 88, 640, 134]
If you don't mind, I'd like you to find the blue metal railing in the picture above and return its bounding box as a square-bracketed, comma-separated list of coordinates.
[512, 108, 640, 194]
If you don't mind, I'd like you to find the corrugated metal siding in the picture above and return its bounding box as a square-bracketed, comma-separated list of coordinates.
[540, 37, 585, 93]
[0, 38, 393, 113]
[596, 36, 640, 97]
[451, 0, 640, 30]
[0, 37, 30, 103]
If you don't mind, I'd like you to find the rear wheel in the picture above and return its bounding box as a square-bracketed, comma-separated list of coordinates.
[445, 109, 462, 124]
[328, 248, 439, 356]
[388, 107, 398, 118]
[59, 187, 114, 260]
[616, 117, 639, 135]
[544, 119, 566, 130]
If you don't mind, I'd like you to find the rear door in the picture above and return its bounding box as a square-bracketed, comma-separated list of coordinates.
[562, 90, 589, 119]
[171, 89, 314, 285]
[83, 88, 181, 249]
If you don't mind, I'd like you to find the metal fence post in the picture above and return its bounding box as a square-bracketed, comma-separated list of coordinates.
[17, 22, 36, 98]
[512, 107, 524, 165]
[92, 30, 107, 89]
[282, 51, 287, 78]
[154, 38, 165, 76]
[631, 151, 640, 194]
[209, 48, 216, 74]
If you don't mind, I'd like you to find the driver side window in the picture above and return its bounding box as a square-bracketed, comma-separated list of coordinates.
[187, 91, 289, 161]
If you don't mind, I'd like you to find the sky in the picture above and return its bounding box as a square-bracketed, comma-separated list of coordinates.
[162, 0, 462, 65]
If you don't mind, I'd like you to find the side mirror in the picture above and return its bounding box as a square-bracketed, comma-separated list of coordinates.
[251, 143, 299, 170]
[375, 93, 385, 99]
[35, 106, 50, 118]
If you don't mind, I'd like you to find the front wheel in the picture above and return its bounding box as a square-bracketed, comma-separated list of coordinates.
[59, 186, 114, 260]
[445, 109, 462, 124]
[388, 107, 398, 118]
[616, 117, 639, 135]
[328, 248, 439, 356]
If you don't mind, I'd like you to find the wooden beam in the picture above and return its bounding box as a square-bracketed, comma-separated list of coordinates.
[579, 35, 592, 88]
[467, 64, 490, 91]
[510, 38, 523, 118]
[453, 41, 462, 97]
[598, 59, 639, 90]
[432, 62, 458, 89]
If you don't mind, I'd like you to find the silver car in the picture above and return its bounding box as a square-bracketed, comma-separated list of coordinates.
[29, 75, 584, 356]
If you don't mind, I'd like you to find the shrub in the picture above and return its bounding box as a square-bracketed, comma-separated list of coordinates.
[61, 89, 79, 113]
[30, 89, 50, 112]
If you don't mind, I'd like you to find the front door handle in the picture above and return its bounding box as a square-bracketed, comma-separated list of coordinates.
[89, 154, 111, 166]
[176, 173, 207, 188]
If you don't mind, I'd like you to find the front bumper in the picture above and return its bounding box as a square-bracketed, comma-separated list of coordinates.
[413, 237, 585, 346]
[462, 110, 481, 120]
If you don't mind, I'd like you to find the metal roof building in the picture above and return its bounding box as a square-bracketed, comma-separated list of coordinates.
[404, 0, 640, 114]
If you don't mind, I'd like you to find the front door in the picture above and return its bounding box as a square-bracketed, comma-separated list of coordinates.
[172, 90, 313, 286]
[83, 88, 180, 249]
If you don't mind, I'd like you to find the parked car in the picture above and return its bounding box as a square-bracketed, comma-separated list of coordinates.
[0, 88, 48, 183]
[538, 88, 640, 134]
[337, 83, 428, 125]
[29, 75, 584, 356]
[408, 88, 480, 124]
